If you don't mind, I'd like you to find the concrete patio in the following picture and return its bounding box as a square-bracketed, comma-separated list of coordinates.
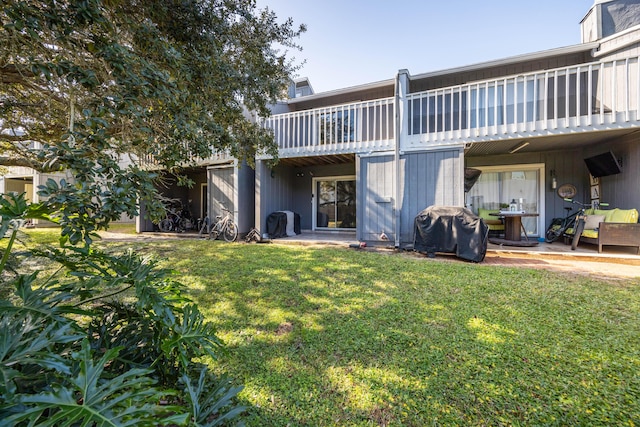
[268, 229, 640, 261]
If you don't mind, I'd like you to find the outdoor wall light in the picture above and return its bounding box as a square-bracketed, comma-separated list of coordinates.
[550, 170, 557, 190]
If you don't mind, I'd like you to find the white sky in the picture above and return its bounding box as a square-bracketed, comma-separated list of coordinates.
[255, 0, 597, 93]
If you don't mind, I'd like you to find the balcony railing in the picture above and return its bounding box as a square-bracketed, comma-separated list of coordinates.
[138, 149, 232, 169]
[264, 57, 640, 158]
[406, 57, 640, 146]
[262, 98, 395, 158]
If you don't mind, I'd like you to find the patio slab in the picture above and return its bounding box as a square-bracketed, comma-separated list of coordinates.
[272, 230, 640, 258]
[269, 230, 640, 277]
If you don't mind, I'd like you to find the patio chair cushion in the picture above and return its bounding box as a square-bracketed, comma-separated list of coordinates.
[583, 214, 606, 230]
[477, 208, 504, 230]
[608, 208, 638, 223]
[593, 208, 617, 222]
[581, 229, 599, 239]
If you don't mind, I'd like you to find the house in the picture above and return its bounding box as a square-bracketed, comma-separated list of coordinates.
[0, 142, 255, 234]
[136, 154, 255, 235]
[6, 1, 639, 244]
[256, 0, 640, 247]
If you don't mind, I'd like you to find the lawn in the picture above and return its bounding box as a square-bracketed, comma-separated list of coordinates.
[9, 231, 640, 425]
[97, 237, 640, 427]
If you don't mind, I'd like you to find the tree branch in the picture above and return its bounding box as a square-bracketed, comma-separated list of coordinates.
[0, 155, 59, 172]
[0, 134, 33, 143]
[0, 63, 35, 84]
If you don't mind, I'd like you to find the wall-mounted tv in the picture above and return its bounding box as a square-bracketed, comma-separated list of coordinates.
[584, 151, 621, 177]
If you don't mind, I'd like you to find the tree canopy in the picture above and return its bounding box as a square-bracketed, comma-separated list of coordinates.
[0, 2, 305, 424]
[1, 0, 304, 234]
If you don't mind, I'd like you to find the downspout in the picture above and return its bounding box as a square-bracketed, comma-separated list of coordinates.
[394, 70, 408, 248]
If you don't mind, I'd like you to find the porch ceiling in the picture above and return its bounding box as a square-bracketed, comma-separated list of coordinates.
[464, 128, 639, 157]
[278, 153, 355, 167]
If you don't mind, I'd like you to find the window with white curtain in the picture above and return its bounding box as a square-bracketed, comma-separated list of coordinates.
[467, 165, 543, 236]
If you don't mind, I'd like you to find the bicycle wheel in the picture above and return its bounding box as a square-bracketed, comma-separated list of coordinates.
[178, 217, 190, 232]
[223, 222, 238, 242]
[159, 218, 173, 232]
[571, 218, 585, 250]
[544, 224, 564, 243]
[209, 225, 220, 241]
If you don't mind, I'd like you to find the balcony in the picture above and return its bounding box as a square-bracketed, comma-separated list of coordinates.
[261, 98, 395, 158]
[406, 57, 640, 148]
[263, 57, 640, 158]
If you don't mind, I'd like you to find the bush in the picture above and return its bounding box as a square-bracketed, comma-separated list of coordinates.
[0, 193, 246, 426]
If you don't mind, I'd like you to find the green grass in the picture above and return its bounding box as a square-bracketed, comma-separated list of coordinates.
[13, 232, 640, 425]
[99, 238, 639, 427]
[102, 222, 137, 234]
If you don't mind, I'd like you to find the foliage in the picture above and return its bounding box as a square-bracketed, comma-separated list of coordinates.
[2, 1, 304, 423]
[181, 367, 247, 427]
[116, 239, 639, 427]
[0, 195, 247, 425]
[2, 340, 182, 427]
[1, 0, 304, 235]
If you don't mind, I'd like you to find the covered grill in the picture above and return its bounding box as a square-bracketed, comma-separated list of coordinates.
[414, 206, 489, 262]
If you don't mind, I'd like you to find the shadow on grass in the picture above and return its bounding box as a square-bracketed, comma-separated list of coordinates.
[110, 239, 640, 426]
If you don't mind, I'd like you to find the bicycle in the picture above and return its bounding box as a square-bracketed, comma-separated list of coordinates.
[158, 200, 182, 232]
[199, 207, 238, 242]
[158, 200, 193, 232]
[178, 199, 196, 231]
[544, 198, 608, 250]
[544, 203, 578, 244]
[197, 214, 209, 237]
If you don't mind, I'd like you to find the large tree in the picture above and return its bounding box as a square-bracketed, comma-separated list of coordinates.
[0, 1, 304, 424]
[1, 0, 304, 235]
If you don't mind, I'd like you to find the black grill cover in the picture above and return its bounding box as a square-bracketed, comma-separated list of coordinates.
[266, 211, 301, 238]
[414, 206, 489, 262]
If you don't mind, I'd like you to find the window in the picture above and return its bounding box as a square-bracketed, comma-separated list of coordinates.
[467, 164, 545, 236]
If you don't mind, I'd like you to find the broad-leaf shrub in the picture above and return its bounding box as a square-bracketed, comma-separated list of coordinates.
[0, 193, 246, 426]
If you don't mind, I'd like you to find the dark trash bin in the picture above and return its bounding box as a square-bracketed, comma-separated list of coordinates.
[414, 206, 489, 262]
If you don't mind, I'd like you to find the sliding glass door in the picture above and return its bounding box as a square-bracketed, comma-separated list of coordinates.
[314, 176, 356, 229]
[467, 164, 545, 236]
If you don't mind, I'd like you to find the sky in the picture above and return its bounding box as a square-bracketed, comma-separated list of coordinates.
[254, 0, 597, 94]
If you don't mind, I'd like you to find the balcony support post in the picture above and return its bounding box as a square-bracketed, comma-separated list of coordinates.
[395, 69, 409, 248]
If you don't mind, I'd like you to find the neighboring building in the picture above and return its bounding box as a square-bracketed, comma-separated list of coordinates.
[256, 0, 640, 246]
[0, 139, 78, 226]
[136, 154, 255, 235]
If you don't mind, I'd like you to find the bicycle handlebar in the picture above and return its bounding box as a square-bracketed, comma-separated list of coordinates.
[563, 198, 609, 208]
